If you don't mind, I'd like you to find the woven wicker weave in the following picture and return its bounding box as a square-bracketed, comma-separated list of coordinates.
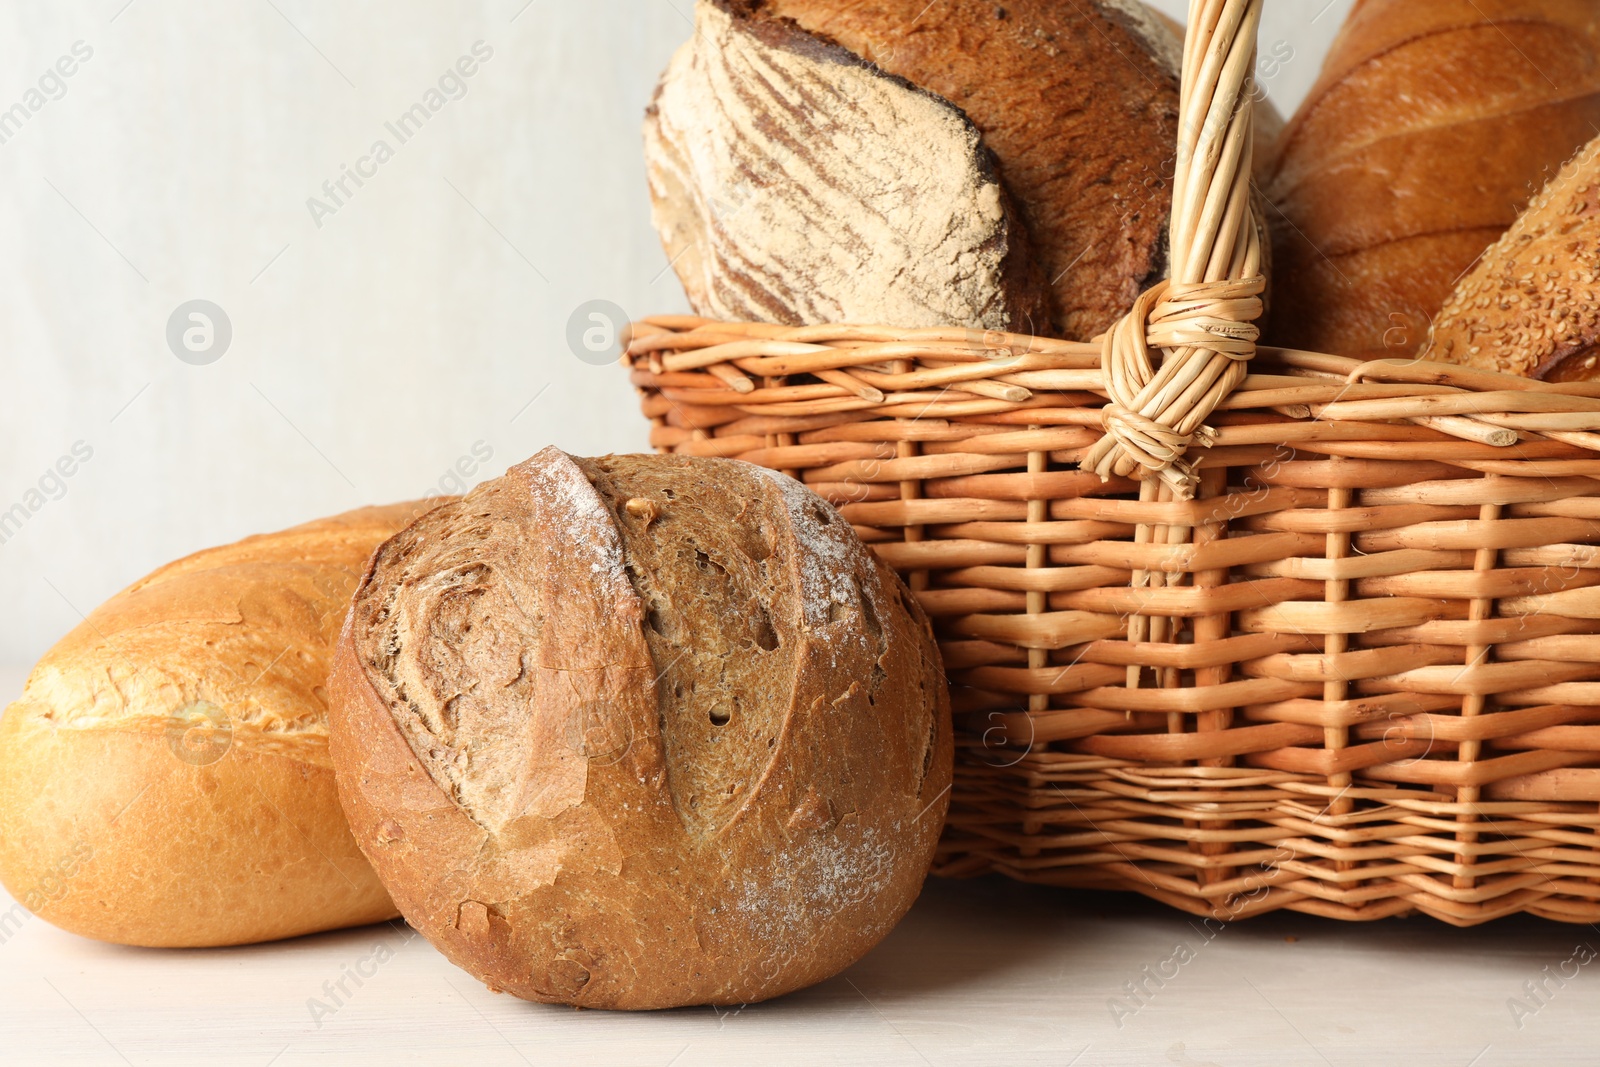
[624, 0, 1600, 925]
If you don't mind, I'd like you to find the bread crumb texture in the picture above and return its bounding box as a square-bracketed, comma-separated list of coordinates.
[332, 447, 952, 1009]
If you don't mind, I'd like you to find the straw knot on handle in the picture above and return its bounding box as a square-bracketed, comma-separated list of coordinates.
[1090, 275, 1265, 498]
[1083, 0, 1266, 502]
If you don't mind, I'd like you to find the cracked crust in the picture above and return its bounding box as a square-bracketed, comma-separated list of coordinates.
[329, 448, 951, 1009]
[0, 500, 439, 947]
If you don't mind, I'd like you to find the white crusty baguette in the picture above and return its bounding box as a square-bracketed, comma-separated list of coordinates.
[0, 500, 440, 947]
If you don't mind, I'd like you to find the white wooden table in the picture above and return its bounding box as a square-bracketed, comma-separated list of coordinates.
[4, 665, 1598, 1065]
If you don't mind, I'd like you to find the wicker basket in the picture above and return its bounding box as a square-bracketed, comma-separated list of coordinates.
[623, 0, 1600, 926]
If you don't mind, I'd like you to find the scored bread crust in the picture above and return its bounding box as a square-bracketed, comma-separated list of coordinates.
[1265, 0, 1600, 358]
[0, 500, 440, 947]
[329, 448, 952, 1010]
[751, 0, 1182, 341]
[644, 0, 1051, 333]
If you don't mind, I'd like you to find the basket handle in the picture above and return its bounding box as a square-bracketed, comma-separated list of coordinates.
[1081, 0, 1266, 500]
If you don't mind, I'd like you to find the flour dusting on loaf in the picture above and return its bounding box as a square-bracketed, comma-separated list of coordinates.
[741, 0, 1184, 339]
[523, 446, 628, 587]
[729, 820, 897, 980]
[644, 0, 1048, 331]
[752, 465, 868, 631]
[329, 449, 952, 1009]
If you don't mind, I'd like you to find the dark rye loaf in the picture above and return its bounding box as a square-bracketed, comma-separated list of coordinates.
[328, 448, 951, 1009]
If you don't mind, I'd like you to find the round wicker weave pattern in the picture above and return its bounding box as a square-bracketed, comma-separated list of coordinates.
[625, 0, 1600, 925]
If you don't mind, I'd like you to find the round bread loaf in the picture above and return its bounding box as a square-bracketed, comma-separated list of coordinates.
[328, 448, 951, 1009]
[644, 0, 1183, 341]
[0, 501, 439, 947]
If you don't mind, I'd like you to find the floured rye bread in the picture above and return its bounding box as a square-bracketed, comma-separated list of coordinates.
[738, 0, 1183, 340]
[329, 448, 951, 1010]
[644, 0, 1050, 333]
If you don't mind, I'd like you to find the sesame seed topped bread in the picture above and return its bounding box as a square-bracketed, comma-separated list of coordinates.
[1429, 132, 1600, 381]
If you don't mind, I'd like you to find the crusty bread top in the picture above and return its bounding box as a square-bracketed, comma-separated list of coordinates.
[1298, 0, 1600, 114]
[644, 0, 1050, 332]
[1264, 0, 1600, 357]
[352, 451, 936, 834]
[1428, 133, 1600, 380]
[333, 449, 951, 1007]
[751, 0, 1182, 341]
[1271, 0, 1600, 248]
[9, 501, 439, 766]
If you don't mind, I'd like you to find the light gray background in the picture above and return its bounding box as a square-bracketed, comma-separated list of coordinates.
[0, 0, 1352, 664]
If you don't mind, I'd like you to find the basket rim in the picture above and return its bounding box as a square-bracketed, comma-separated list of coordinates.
[623, 316, 1600, 458]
